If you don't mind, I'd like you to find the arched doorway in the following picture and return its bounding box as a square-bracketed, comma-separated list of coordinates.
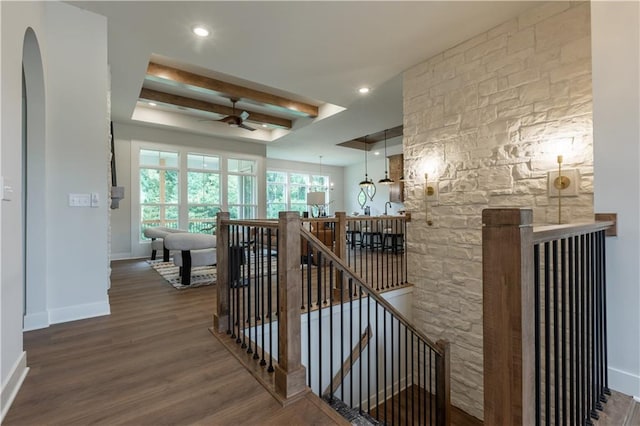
[22, 28, 47, 331]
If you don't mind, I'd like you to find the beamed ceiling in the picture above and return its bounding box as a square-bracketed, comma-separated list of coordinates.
[72, 1, 539, 166]
[138, 60, 330, 134]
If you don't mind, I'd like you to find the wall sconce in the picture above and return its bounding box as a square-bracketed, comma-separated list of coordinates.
[424, 172, 438, 226]
[548, 151, 578, 224]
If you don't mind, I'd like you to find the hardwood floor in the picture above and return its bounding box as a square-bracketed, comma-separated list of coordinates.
[594, 390, 640, 426]
[4, 259, 346, 425]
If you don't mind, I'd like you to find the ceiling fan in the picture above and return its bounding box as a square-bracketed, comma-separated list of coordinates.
[216, 98, 256, 131]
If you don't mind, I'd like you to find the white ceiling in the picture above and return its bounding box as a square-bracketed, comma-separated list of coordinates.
[71, 1, 538, 166]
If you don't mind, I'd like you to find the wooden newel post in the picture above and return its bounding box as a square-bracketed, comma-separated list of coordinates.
[436, 339, 451, 426]
[482, 208, 535, 425]
[214, 211, 230, 333]
[275, 211, 307, 400]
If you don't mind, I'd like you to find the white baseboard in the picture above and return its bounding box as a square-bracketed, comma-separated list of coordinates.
[609, 366, 640, 399]
[23, 311, 49, 331]
[48, 301, 110, 324]
[1, 351, 29, 423]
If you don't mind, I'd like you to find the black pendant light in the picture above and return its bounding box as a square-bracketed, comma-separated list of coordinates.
[359, 135, 374, 189]
[378, 129, 394, 185]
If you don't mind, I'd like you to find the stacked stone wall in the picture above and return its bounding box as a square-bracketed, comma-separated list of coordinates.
[402, 2, 593, 418]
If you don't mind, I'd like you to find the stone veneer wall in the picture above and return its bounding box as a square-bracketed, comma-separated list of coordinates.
[402, 2, 593, 419]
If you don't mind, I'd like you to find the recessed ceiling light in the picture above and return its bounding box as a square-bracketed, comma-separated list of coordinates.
[358, 87, 370, 94]
[148, 102, 157, 107]
[192, 26, 210, 37]
[262, 124, 268, 128]
[374, 151, 380, 156]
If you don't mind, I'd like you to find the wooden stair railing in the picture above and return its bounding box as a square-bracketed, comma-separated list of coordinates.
[212, 211, 449, 425]
[482, 208, 616, 425]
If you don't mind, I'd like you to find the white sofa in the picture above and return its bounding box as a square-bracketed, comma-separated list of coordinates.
[163, 233, 217, 286]
[143, 226, 187, 261]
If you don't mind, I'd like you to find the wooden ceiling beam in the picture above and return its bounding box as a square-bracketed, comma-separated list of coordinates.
[146, 62, 318, 118]
[139, 88, 293, 129]
[337, 125, 404, 150]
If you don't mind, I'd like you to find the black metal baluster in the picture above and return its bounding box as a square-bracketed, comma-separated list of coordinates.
[349, 278, 354, 407]
[580, 234, 589, 425]
[544, 241, 551, 426]
[397, 320, 401, 424]
[318, 255, 323, 396]
[594, 232, 603, 411]
[561, 238, 567, 425]
[411, 331, 415, 425]
[308, 249, 312, 387]
[568, 236, 575, 425]
[253, 229, 260, 360]
[534, 244, 541, 425]
[359, 280, 363, 414]
[553, 240, 560, 425]
[576, 235, 583, 425]
[418, 337, 421, 425]
[391, 315, 395, 424]
[585, 234, 593, 423]
[367, 292, 371, 415]
[405, 326, 409, 425]
[260, 228, 266, 365]
[429, 348, 432, 426]
[601, 230, 611, 398]
[247, 226, 254, 355]
[375, 299, 380, 421]
[340, 275, 345, 402]
[435, 349, 440, 426]
[589, 233, 600, 420]
[384, 304, 388, 425]
[267, 229, 274, 373]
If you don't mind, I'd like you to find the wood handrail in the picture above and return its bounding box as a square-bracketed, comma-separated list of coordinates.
[482, 208, 616, 425]
[301, 227, 444, 356]
[532, 220, 615, 244]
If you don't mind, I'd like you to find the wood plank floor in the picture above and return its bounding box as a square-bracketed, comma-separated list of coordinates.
[4, 259, 346, 426]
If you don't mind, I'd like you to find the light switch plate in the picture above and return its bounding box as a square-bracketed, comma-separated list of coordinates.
[69, 193, 91, 207]
[548, 169, 579, 197]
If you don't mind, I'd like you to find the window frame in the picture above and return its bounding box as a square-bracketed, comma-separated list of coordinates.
[266, 169, 330, 218]
[131, 141, 264, 257]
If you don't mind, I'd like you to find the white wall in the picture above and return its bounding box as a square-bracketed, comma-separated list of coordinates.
[1, 1, 110, 418]
[591, 1, 640, 398]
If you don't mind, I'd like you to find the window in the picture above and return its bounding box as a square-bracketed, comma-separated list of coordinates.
[266, 171, 287, 218]
[136, 144, 259, 243]
[266, 170, 329, 218]
[228, 158, 257, 219]
[139, 149, 179, 237]
[187, 153, 221, 233]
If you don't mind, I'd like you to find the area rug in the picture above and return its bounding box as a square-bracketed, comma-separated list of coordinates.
[147, 260, 216, 290]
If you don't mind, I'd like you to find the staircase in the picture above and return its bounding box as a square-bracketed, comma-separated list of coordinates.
[211, 211, 450, 425]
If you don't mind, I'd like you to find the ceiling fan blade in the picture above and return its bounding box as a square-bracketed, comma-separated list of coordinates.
[239, 123, 256, 131]
[217, 115, 233, 124]
[240, 111, 249, 121]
